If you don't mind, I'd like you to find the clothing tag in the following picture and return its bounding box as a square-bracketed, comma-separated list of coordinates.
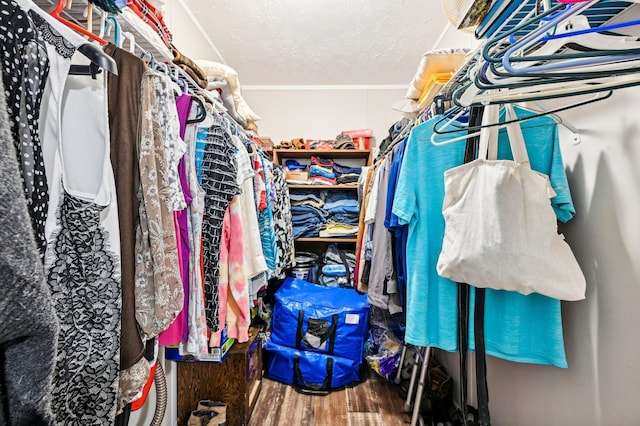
[434, 95, 445, 115]
[345, 314, 359, 325]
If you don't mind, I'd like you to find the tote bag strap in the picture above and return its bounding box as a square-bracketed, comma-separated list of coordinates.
[478, 104, 500, 160]
[503, 104, 531, 167]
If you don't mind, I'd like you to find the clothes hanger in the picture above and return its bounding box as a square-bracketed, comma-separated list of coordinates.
[120, 31, 136, 54]
[50, 0, 108, 45]
[482, 2, 567, 64]
[459, 71, 638, 105]
[105, 15, 122, 46]
[14, 0, 116, 74]
[186, 96, 207, 124]
[436, 91, 610, 136]
[494, 2, 640, 74]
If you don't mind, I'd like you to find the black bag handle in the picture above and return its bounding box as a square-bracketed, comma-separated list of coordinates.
[292, 355, 333, 392]
[296, 311, 338, 354]
[336, 248, 352, 287]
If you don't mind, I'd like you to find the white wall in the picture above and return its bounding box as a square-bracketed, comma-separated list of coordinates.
[435, 88, 640, 426]
[242, 86, 407, 148]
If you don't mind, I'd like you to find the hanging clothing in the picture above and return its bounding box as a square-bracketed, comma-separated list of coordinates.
[384, 139, 409, 314]
[233, 138, 267, 280]
[44, 62, 121, 425]
[255, 151, 278, 273]
[367, 155, 402, 314]
[467, 107, 574, 368]
[184, 111, 208, 356]
[200, 114, 239, 332]
[392, 108, 573, 367]
[159, 92, 193, 346]
[0, 61, 58, 426]
[104, 43, 149, 372]
[134, 71, 184, 341]
[271, 164, 295, 279]
[211, 194, 250, 345]
[0, 0, 50, 257]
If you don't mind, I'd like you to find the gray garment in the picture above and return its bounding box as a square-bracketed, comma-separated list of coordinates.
[367, 156, 402, 314]
[0, 62, 59, 426]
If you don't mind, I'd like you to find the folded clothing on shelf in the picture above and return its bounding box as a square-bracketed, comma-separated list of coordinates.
[324, 191, 358, 210]
[311, 156, 335, 168]
[289, 190, 326, 204]
[337, 173, 360, 185]
[319, 223, 358, 238]
[309, 164, 336, 180]
[310, 176, 337, 185]
[328, 213, 360, 225]
[333, 162, 362, 176]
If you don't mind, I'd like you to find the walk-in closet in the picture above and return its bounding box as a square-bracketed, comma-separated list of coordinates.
[2, 1, 640, 425]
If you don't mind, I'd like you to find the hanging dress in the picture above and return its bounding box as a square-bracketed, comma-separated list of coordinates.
[44, 53, 122, 425]
[134, 71, 183, 340]
[0, 0, 50, 257]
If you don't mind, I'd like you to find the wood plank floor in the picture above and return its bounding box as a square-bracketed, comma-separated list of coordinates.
[248, 367, 411, 426]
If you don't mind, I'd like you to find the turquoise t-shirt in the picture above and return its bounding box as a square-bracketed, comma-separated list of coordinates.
[392, 106, 574, 367]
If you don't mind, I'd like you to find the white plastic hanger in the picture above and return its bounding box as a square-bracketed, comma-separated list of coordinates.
[520, 15, 640, 61]
[119, 31, 136, 54]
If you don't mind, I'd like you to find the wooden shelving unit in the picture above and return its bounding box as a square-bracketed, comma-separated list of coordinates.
[273, 148, 372, 258]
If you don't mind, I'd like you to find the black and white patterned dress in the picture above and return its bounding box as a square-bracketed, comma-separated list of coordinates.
[271, 164, 295, 278]
[200, 115, 239, 332]
[0, 0, 50, 257]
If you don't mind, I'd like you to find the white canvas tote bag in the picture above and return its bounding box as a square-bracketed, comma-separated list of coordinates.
[436, 104, 586, 301]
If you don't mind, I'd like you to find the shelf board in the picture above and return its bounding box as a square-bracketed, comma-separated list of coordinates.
[296, 237, 357, 243]
[287, 184, 358, 190]
[274, 149, 370, 159]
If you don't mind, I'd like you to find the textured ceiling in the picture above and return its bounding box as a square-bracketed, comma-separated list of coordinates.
[176, 0, 458, 86]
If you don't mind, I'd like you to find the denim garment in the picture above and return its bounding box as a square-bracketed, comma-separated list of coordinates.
[293, 225, 320, 239]
[291, 199, 324, 209]
[324, 199, 359, 210]
[327, 205, 360, 215]
[289, 190, 325, 204]
[329, 213, 360, 225]
[325, 190, 358, 205]
[289, 190, 324, 205]
[292, 213, 325, 225]
[291, 204, 329, 218]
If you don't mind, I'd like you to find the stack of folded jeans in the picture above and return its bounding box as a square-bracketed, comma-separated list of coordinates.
[289, 190, 326, 209]
[318, 244, 357, 288]
[291, 204, 329, 239]
[320, 191, 359, 237]
[309, 156, 337, 185]
[334, 161, 362, 185]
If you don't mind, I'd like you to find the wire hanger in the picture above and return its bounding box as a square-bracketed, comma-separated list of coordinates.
[435, 90, 610, 137]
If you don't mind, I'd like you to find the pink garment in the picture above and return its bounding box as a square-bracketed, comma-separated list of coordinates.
[210, 195, 250, 346]
[158, 94, 193, 346]
[252, 153, 267, 211]
[158, 213, 186, 345]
